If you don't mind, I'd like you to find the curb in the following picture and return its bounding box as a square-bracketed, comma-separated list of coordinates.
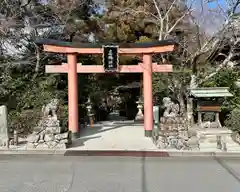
[0, 149, 66, 155]
[64, 150, 240, 157]
[64, 150, 170, 157]
[0, 149, 240, 157]
[168, 151, 240, 157]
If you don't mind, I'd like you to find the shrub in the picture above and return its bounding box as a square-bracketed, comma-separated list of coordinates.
[225, 108, 240, 132]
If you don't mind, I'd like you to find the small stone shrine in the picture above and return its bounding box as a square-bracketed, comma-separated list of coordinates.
[190, 87, 232, 129]
[26, 99, 71, 149]
[190, 87, 240, 152]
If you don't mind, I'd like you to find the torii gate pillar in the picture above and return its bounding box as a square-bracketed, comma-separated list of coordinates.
[67, 54, 79, 138]
[143, 54, 153, 137]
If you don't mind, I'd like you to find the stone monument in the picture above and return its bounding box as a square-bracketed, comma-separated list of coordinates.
[0, 105, 9, 148]
[26, 99, 71, 149]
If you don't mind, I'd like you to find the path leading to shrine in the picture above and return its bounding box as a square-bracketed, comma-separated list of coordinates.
[70, 121, 158, 151]
[0, 155, 239, 192]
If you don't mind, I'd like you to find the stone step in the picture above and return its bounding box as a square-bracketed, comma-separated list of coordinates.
[199, 144, 218, 148]
[199, 143, 218, 148]
[199, 149, 222, 152]
[226, 149, 240, 152]
[226, 144, 240, 148]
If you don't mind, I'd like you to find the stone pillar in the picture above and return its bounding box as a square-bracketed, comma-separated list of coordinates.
[67, 54, 79, 139]
[143, 54, 153, 137]
[0, 105, 9, 148]
[198, 111, 202, 125]
[215, 112, 221, 128]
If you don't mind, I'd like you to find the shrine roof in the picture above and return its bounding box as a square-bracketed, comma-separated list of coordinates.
[115, 82, 141, 90]
[35, 39, 175, 49]
[190, 87, 233, 98]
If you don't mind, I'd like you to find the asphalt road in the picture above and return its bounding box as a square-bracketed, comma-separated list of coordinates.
[0, 155, 239, 192]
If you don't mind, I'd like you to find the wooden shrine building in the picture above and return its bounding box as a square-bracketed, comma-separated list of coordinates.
[190, 87, 233, 128]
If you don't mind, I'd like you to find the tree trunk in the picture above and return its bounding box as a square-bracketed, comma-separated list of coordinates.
[177, 92, 185, 116]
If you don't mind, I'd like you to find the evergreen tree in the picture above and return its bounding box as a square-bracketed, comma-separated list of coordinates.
[101, 0, 197, 112]
[0, 0, 101, 134]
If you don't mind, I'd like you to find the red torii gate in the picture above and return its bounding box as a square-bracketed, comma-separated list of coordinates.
[36, 39, 175, 139]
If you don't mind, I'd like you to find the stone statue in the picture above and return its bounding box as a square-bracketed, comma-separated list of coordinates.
[162, 97, 180, 117]
[26, 99, 71, 149]
[157, 97, 195, 151]
[42, 99, 59, 118]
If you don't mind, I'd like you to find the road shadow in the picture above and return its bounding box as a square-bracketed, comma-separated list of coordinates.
[69, 135, 101, 148]
[80, 121, 142, 138]
[67, 121, 142, 148]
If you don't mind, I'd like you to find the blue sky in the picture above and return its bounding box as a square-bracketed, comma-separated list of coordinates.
[207, 0, 226, 8]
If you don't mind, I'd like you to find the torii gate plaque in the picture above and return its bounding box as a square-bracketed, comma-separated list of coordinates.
[36, 39, 175, 139]
[102, 45, 119, 72]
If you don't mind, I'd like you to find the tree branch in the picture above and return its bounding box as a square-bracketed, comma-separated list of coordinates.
[152, 0, 163, 20]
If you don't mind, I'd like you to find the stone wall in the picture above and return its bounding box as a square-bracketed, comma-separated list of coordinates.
[157, 116, 197, 150]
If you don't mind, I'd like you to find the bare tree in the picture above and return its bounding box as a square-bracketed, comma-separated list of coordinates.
[188, 0, 240, 88]
[112, 0, 240, 112]
[0, 0, 97, 73]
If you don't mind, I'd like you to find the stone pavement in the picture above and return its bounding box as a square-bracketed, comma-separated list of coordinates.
[0, 155, 239, 192]
[70, 121, 158, 151]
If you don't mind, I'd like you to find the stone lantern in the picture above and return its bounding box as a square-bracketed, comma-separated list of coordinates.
[135, 96, 144, 121]
[86, 98, 94, 127]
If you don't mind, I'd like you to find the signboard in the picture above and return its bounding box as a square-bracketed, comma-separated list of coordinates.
[102, 45, 119, 72]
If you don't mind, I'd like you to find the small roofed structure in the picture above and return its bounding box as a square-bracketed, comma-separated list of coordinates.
[190, 87, 233, 98]
[115, 82, 141, 90]
[190, 87, 233, 128]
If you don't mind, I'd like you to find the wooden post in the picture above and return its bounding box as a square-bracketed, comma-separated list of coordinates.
[143, 54, 153, 137]
[68, 54, 79, 139]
